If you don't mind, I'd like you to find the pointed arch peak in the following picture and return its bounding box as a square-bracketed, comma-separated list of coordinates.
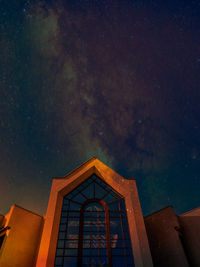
[53, 157, 135, 184]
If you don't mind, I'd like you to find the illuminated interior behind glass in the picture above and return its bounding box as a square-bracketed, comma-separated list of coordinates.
[55, 174, 134, 267]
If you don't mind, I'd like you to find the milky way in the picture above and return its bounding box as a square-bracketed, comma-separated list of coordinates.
[0, 0, 200, 216]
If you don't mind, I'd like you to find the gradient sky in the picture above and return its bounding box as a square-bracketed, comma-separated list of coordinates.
[0, 0, 200, 217]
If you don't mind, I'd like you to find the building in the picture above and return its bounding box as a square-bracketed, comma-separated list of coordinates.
[0, 157, 199, 267]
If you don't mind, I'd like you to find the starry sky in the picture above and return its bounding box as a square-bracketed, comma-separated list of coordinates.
[0, 0, 200, 217]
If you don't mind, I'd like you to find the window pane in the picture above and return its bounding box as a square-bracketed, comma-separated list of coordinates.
[56, 249, 63, 256]
[58, 232, 65, 239]
[67, 222, 79, 235]
[112, 256, 126, 267]
[108, 201, 120, 211]
[83, 240, 90, 248]
[112, 247, 125, 255]
[59, 224, 67, 232]
[111, 236, 121, 248]
[94, 182, 108, 199]
[125, 238, 132, 248]
[67, 234, 78, 240]
[127, 255, 134, 265]
[63, 257, 77, 267]
[81, 184, 94, 199]
[64, 248, 78, 256]
[72, 193, 86, 203]
[61, 217, 67, 224]
[103, 193, 117, 204]
[63, 199, 69, 205]
[125, 247, 133, 256]
[65, 240, 78, 248]
[57, 240, 64, 248]
[55, 256, 62, 265]
[62, 204, 68, 211]
[68, 201, 81, 211]
[82, 248, 91, 256]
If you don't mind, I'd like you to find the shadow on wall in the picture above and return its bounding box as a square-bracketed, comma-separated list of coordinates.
[144, 206, 200, 267]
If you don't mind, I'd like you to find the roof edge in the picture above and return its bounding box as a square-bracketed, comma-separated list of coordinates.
[11, 204, 43, 218]
[144, 205, 174, 219]
[179, 206, 200, 216]
[53, 157, 98, 180]
[53, 157, 136, 181]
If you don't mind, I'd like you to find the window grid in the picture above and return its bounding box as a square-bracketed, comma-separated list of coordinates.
[55, 175, 134, 267]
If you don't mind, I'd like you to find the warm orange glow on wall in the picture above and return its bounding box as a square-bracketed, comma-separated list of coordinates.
[0, 205, 43, 267]
[36, 157, 153, 267]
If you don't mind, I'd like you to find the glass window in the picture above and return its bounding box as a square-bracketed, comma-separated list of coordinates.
[78, 200, 110, 266]
[55, 174, 134, 266]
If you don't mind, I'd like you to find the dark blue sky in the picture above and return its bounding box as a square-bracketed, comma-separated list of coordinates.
[0, 0, 200, 216]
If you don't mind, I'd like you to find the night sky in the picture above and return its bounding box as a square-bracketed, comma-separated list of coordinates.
[0, 0, 200, 217]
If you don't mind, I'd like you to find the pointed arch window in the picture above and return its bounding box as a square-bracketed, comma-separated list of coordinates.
[55, 175, 134, 267]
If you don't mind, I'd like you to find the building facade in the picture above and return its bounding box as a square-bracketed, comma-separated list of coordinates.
[0, 158, 200, 267]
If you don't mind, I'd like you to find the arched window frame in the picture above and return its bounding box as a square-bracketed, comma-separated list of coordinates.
[78, 199, 112, 267]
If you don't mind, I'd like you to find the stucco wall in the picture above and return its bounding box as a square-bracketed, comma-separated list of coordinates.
[0, 205, 43, 267]
[144, 206, 189, 267]
[179, 207, 200, 267]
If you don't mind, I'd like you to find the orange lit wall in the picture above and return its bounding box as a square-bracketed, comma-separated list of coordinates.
[0, 205, 43, 267]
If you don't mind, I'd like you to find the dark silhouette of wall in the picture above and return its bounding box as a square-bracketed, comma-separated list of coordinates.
[144, 206, 189, 267]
